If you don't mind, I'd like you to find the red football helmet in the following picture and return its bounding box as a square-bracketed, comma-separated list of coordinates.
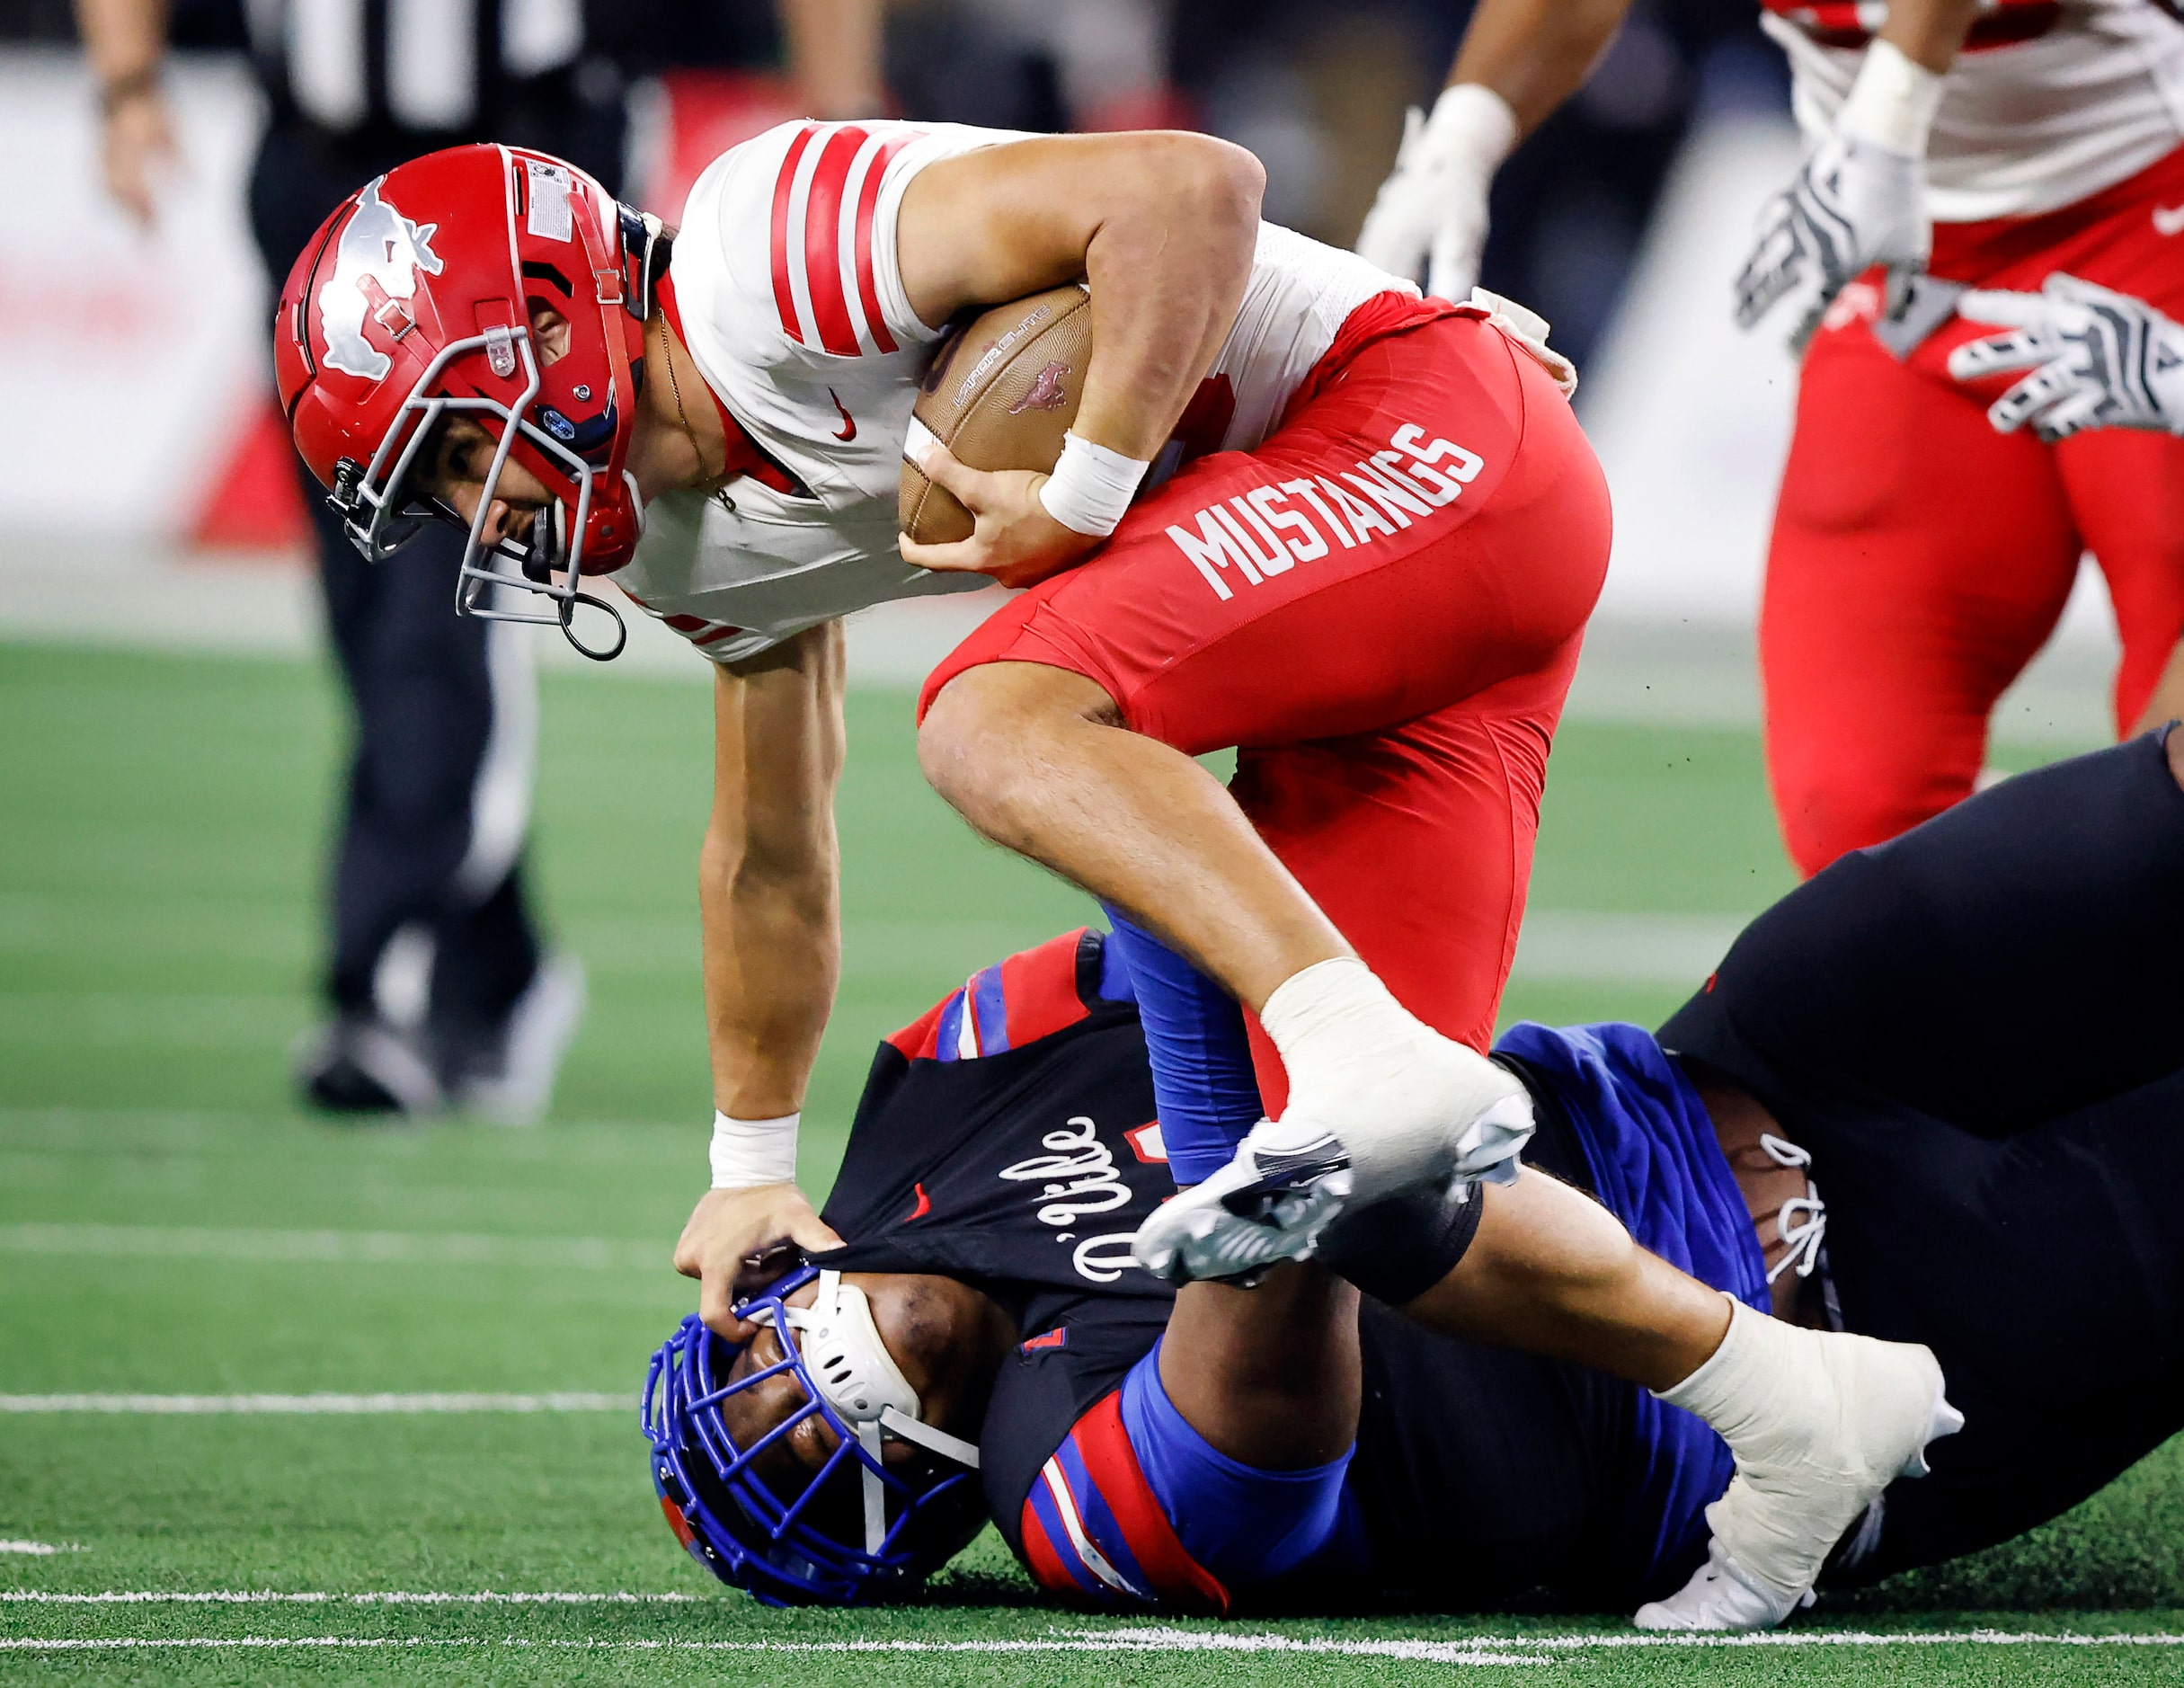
[275, 145, 665, 659]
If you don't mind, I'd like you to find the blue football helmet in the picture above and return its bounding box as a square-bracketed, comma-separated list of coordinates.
[642, 1263, 987, 1606]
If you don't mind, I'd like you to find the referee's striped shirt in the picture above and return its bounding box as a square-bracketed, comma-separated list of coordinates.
[243, 0, 590, 138]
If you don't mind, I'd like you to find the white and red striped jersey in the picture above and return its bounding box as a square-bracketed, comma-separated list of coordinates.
[1759, 0, 2184, 221]
[614, 120, 1411, 665]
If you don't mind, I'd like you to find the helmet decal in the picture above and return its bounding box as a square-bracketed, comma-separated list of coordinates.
[277, 145, 661, 660]
[318, 179, 444, 382]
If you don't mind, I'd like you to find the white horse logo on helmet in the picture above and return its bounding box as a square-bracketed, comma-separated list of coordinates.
[319, 178, 444, 381]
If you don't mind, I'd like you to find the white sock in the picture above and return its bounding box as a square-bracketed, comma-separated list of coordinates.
[1255, 957, 1528, 1198]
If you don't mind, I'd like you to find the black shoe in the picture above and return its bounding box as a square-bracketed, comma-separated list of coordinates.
[293, 1015, 443, 1117]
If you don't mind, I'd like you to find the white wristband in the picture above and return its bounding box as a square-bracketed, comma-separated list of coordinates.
[1839, 38, 1943, 155]
[709, 1109, 800, 1190]
[1038, 431, 1150, 537]
[1425, 83, 1519, 173]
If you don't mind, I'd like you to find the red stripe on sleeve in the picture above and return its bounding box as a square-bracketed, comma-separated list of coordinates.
[851, 134, 917, 355]
[1017, 1499, 1082, 1598]
[998, 928, 1096, 1049]
[769, 124, 820, 344]
[884, 995, 948, 1061]
[801, 126, 869, 356]
[1068, 1393, 1230, 1615]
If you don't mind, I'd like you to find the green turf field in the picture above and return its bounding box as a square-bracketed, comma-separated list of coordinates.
[3, 639, 2180, 1684]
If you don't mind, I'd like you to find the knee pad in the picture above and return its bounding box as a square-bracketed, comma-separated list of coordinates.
[1317, 1181, 1486, 1306]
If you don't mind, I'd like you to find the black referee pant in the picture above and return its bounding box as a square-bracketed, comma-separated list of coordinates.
[252, 120, 540, 1062]
[1661, 729, 2184, 1584]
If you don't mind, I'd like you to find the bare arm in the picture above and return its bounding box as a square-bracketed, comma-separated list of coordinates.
[75, 0, 176, 227]
[1446, 0, 1633, 138]
[1154, 1166, 1727, 1463]
[674, 623, 849, 1338]
[1354, 0, 1625, 303]
[700, 626, 845, 1115]
[1401, 1167, 1728, 1393]
[897, 132, 1264, 466]
[777, 0, 885, 119]
[1877, 0, 1983, 73]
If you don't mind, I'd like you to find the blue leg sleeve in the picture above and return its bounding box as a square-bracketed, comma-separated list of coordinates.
[1102, 909, 1264, 1186]
[1119, 1340, 1358, 1587]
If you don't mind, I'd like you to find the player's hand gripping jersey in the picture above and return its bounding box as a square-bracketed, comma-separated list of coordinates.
[616, 120, 1413, 663]
[816, 928, 1773, 1614]
[1761, 0, 2184, 219]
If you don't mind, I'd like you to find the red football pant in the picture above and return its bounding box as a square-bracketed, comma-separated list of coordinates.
[922, 306, 1612, 1109]
[1765, 144, 2184, 879]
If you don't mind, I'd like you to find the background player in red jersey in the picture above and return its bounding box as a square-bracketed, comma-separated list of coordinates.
[1362, 0, 2184, 876]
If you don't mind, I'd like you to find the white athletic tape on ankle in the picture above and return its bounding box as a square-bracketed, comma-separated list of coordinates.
[1038, 432, 1150, 537]
[1840, 39, 1942, 155]
[708, 1110, 800, 1190]
[1257, 957, 1387, 1053]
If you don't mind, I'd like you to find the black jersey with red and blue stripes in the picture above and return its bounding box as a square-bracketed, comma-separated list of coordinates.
[817, 928, 1770, 1612]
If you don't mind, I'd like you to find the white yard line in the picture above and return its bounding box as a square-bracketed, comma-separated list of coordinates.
[0, 1394, 628, 1414]
[4, 1628, 2184, 1661]
[1510, 911, 1748, 985]
[0, 1222, 657, 1271]
[0, 1637, 1540, 1663]
[0, 1606, 2180, 1657]
[0, 1592, 697, 1604]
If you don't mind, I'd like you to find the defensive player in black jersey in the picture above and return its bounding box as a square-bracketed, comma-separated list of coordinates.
[645, 728, 2184, 1625]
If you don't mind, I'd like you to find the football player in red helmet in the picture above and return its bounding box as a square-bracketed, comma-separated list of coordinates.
[278, 147, 659, 660]
[275, 126, 1603, 1311]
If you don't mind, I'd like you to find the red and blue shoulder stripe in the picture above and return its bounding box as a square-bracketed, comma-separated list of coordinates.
[885, 928, 1112, 1063]
[1017, 1391, 1229, 1614]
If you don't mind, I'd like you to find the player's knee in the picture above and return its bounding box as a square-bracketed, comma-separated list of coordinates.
[917, 663, 1117, 824]
[918, 669, 1021, 823]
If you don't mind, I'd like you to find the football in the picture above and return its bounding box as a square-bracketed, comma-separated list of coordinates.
[899, 282, 1090, 545]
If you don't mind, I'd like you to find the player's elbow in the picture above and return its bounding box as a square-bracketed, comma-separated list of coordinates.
[1188, 135, 1266, 217]
[1123, 132, 1263, 246]
[1173, 134, 1265, 236]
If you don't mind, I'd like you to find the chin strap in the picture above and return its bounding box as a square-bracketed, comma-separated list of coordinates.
[1759, 1132, 1827, 1285]
[754, 1270, 981, 1554]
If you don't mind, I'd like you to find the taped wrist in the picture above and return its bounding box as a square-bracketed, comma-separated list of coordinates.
[1316, 1181, 1487, 1306]
[1839, 39, 1942, 155]
[709, 1110, 800, 1190]
[1038, 432, 1150, 537]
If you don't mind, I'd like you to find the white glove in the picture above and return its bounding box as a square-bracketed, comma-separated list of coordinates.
[1356, 83, 1517, 302]
[1734, 40, 1939, 350]
[1949, 273, 2184, 441]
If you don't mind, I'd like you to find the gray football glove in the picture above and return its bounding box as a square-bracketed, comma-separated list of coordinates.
[1949, 272, 2184, 441]
[1734, 130, 1929, 352]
